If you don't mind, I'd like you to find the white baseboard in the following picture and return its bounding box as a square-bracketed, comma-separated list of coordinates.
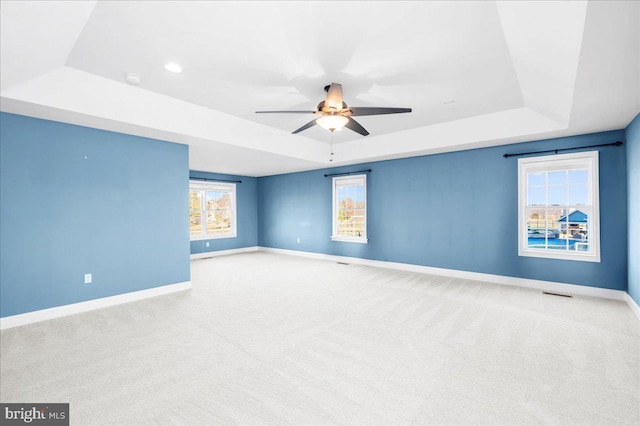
[258, 247, 628, 302]
[625, 293, 640, 321]
[4, 249, 635, 329]
[0, 281, 192, 330]
[191, 246, 259, 260]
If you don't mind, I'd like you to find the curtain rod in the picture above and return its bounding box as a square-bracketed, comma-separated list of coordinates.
[503, 141, 623, 158]
[324, 169, 372, 178]
[190, 177, 242, 184]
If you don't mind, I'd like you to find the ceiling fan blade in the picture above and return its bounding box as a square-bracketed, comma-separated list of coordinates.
[345, 117, 369, 136]
[348, 107, 412, 116]
[325, 83, 343, 110]
[256, 110, 316, 114]
[292, 119, 318, 134]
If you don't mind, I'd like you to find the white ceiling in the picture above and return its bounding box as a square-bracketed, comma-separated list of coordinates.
[1, 1, 638, 177]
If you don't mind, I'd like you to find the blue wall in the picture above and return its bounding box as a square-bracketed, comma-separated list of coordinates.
[0, 113, 191, 317]
[189, 170, 258, 254]
[0, 111, 633, 318]
[626, 113, 640, 305]
[258, 130, 628, 291]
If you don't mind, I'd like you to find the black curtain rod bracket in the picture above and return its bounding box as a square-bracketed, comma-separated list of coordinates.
[189, 177, 242, 184]
[503, 141, 622, 158]
[324, 169, 372, 178]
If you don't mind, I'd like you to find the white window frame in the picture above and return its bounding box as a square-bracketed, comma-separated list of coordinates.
[518, 151, 600, 262]
[189, 180, 237, 240]
[331, 174, 368, 244]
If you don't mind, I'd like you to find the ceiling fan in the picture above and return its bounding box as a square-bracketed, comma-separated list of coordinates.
[256, 83, 412, 136]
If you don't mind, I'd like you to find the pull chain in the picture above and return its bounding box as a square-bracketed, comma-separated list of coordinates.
[329, 131, 334, 162]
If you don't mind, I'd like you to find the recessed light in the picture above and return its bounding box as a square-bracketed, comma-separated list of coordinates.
[164, 62, 182, 73]
[125, 73, 141, 85]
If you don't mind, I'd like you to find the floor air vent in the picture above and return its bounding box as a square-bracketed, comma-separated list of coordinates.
[543, 291, 572, 298]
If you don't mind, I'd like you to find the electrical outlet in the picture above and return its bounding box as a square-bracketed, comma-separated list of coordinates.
[84, 273, 92, 284]
[297, 238, 300, 243]
[205, 242, 210, 247]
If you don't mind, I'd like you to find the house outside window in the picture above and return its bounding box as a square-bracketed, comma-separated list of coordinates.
[331, 174, 368, 244]
[189, 181, 237, 240]
[518, 151, 600, 262]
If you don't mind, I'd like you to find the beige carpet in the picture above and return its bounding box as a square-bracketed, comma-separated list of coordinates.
[1, 252, 639, 425]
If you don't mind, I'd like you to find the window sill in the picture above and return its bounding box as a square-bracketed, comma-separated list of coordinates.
[331, 236, 368, 244]
[518, 249, 600, 263]
[191, 234, 237, 241]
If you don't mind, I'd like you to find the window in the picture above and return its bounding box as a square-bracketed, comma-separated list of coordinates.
[332, 174, 367, 243]
[189, 181, 236, 240]
[518, 151, 599, 262]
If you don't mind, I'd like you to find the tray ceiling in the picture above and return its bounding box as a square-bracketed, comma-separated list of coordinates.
[1, 1, 638, 176]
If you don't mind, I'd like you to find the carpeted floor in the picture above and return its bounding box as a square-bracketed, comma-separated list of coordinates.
[1, 252, 639, 425]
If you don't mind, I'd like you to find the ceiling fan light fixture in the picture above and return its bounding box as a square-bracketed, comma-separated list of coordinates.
[317, 115, 349, 132]
[257, 83, 411, 136]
